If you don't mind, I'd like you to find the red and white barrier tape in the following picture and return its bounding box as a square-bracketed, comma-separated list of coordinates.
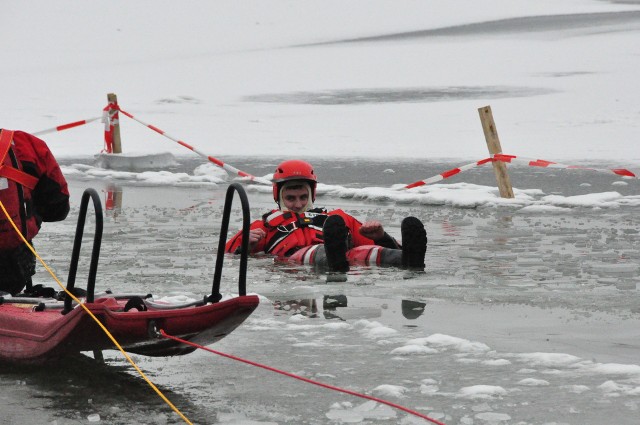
[494, 154, 636, 178]
[405, 154, 636, 189]
[32, 117, 102, 137]
[30, 109, 638, 188]
[404, 158, 493, 189]
[117, 107, 272, 186]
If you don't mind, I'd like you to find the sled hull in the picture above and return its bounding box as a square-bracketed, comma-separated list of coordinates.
[0, 295, 259, 364]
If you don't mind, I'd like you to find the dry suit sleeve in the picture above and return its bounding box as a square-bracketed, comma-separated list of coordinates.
[330, 210, 375, 247]
[12, 131, 70, 223]
[373, 232, 400, 249]
[225, 220, 267, 254]
[331, 209, 399, 248]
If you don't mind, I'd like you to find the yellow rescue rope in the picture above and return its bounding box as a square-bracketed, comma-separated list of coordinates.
[0, 199, 193, 425]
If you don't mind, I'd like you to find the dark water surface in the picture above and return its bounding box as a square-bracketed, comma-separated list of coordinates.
[3, 157, 639, 424]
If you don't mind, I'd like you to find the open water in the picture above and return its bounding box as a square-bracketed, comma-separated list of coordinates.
[2, 157, 639, 425]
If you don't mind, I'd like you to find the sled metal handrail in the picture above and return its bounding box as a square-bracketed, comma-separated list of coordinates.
[210, 183, 251, 302]
[63, 188, 103, 313]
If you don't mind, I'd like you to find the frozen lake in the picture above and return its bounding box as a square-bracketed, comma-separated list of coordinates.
[2, 157, 639, 425]
[3, 0, 640, 423]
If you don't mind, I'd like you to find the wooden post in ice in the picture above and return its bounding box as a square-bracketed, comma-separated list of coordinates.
[478, 105, 514, 199]
[107, 93, 122, 154]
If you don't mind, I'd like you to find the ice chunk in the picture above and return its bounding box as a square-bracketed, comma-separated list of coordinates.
[457, 385, 507, 399]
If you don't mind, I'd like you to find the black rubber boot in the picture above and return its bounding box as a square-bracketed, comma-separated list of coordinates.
[401, 217, 427, 271]
[322, 215, 350, 274]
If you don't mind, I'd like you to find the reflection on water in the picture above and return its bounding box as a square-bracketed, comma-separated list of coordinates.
[104, 184, 123, 218]
[0, 354, 210, 424]
[271, 295, 426, 322]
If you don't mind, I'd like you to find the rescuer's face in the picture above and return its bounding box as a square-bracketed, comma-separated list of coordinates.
[281, 187, 309, 213]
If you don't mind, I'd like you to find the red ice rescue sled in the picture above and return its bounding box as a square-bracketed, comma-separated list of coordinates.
[0, 183, 259, 364]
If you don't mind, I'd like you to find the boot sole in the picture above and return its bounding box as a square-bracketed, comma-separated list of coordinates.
[323, 215, 350, 273]
[401, 217, 427, 270]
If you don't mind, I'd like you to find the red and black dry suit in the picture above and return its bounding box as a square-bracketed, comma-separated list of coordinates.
[225, 207, 404, 270]
[0, 129, 70, 295]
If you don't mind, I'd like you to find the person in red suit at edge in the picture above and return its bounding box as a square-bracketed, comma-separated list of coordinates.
[0, 129, 70, 295]
[225, 159, 427, 274]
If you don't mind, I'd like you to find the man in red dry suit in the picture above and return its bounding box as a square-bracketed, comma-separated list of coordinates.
[225, 159, 427, 274]
[0, 129, 70, 295]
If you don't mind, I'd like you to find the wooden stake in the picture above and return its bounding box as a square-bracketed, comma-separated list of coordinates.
[478, 105, 514, 199]
[107, 93, 122, 154]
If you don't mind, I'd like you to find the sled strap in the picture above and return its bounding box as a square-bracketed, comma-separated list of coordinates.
[0, 129, 14, 163]
[0, 130, 38, 190]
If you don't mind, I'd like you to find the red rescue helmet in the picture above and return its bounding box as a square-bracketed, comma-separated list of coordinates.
[272, 159, 317, 203]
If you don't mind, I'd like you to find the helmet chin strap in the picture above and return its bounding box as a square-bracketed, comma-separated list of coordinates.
[279, 181, 313, 213]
